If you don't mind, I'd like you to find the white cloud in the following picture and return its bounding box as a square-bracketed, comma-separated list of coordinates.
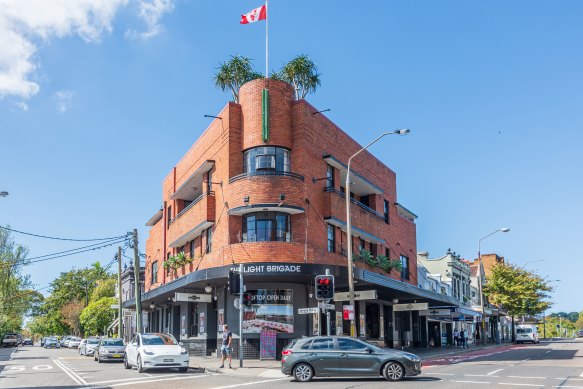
[14, 101, 28, 111]
[125, 0, 174, 40]
[54, 89, 74, 113]
[0, 0, 175, 101]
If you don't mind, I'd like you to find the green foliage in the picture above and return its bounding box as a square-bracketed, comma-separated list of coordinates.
[537, 315, 577, 338]
[214, 55, 263, 103]
[90, 278, 116, 303]
[484, 263, 553, 318]
[358, 249, 376, 266]
[79, 297, 116, 336]
[273, 54, 321, 100]
[575, 311, 583, 330]
[163, 251, 194, 272]
[0, 226, 36, 334]
[549, 311, 579, 323]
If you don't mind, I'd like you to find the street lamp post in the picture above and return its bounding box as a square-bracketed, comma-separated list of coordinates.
[346, 128, 410, 337]
[477, 227, 510, 344]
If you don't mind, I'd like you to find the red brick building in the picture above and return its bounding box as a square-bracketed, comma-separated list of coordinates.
[137, 78, 455, 357]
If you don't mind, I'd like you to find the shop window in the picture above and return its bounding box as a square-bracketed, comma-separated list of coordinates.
[242, 212, 291, 242]
[189, 303, 198, 337]
[243, 146, 290, 173]
[365, 303, 380, 338]
[151, 261, 158, 284]
[327, 225, 335, 253]
[400, 255, 409, 280]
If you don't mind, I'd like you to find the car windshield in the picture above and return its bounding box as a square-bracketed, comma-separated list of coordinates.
[142, 334, 178, 346]
[4, 336, 16, 340]
[70, 337, 81, 341]
[88, 339, 100, 344]
[102, 339, 124, 346]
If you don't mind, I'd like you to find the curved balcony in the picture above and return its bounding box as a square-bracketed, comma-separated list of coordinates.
[229, 170, 304, 184]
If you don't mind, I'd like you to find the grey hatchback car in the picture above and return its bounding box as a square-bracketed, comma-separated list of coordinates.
[94, 338, 125, 362]
[281, 336, 422, 382]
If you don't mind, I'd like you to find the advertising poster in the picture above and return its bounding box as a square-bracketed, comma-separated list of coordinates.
[199, 312, 205, 334]
[359, 314, 365, 337]
[312, 312, 319, 335]
[181, 315, 186, 336]
[218, 309, 224, 332]
[335, 312, 342, 336]
[380, 316, 384, 338]
[243, 289, 294, 334]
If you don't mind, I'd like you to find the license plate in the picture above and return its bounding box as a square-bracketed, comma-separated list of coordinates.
[163, 359, 173, 362]
[112, 354, 121, 358]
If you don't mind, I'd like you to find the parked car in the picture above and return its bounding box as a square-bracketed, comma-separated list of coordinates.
[281, 336, 422, 382]
[60, 336, 72, 347]
[44, 337, 60, 349]
[2, 334, 19, 348]
[79, 338, 101, 356]
[40, 337, 47, 347]
[124, 333, 189, 373]
[516, 325, 540, 344]
[94, 338, 126, 363]
[68, 337, 82, 349]
[577, 330, 583, 338]
[23, 338, 33, 346]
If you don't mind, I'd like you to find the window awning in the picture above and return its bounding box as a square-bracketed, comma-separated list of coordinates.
[169, 220, 214, 248]
[228, 203, 305, 216]
[395, 203, 417, 222]
[323, 155, 383, 196]
[324, 216, 386, 245]
[169, 160, 215, 201]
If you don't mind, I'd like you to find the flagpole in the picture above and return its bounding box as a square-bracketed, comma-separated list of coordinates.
[265, 0, 269, 79]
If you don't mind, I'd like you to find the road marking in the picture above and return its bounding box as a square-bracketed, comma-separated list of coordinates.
[453, 380, 489, 384]
[206, 378, 290, 389]
[499, 383, 543, 387]
[518, 358, 531, 364]
[580, 370, 583, 377]
[488, 368, 504, 376]
[508, 376, 545, 379]
[89, 373, 192, 385]
[466, 374, 487, 377]
[96, 374, 209, 388]
[546, 351, 552, 354]
[553, 386, 583, 388]
[54, 359, 84, 386]
[431, 373, 454, 376]
[32, 365, 54, 370]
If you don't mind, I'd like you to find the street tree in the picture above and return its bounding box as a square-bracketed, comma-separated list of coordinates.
[272, 55, 321, 100]
[214, 55, 262, 103]
[484, 263, 553, 341]
[80, 297, 116, 336]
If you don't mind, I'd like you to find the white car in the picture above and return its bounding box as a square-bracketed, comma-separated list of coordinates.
[516, 325, 540, 344]
[123, 333, 189, 373]
[68, 337, 82, 348]
[79, 338, 100, 355]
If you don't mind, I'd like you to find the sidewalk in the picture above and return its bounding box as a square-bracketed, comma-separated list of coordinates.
[188, 342, 514, 377]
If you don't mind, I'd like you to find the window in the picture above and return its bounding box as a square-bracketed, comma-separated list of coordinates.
[206, 228, 213, 253]
[326, 165, 334, 188]
[166, 252, 171, 274]
[207, 170, 213, 193]
[359, 238, 365, 252]
[189, 240, 195, 258]
[327, 225, 335, 253]
[167, 205, 172, 228]
[242, 212, 291, 242]
[151, 261, 158, 284]
[189, 303, 198, 337]
[370, 243, 377, 257]
[337, 338, 366, 350]
[385, 247, 390, 258]
[384, 200, 390, 224]
[310, 338, 335, 350]
[243, 147, 290, 174]
[400, 255, 409, 280]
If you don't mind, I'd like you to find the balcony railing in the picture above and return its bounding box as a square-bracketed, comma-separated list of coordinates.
[324, 187, 385, 220]
[229, 170, 304, 184]
[170, 193, 212, 224]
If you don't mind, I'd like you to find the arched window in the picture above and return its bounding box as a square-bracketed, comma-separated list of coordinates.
[244, 147, 290, 174]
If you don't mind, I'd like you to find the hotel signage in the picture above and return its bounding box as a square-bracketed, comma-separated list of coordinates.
[393, 303, 429, 311]
[175, 292, 212, 303]
[231, 264, 302, 274]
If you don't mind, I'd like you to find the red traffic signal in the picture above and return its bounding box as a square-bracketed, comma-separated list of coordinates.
[315, 275, 334, 300]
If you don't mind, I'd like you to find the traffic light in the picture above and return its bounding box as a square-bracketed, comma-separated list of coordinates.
[242, 291, 253, 307]
[229, 270, 240, 295]
[315, 275, 334, 300]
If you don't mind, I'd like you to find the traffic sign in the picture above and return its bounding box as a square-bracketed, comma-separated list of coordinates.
[334, 290, 377, 301]
[318, 302, 335, 310]
[298, 307, 319, 314]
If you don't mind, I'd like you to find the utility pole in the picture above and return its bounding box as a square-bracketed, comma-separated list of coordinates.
[118, 246, 123, 338]
[239, 263, 244, 368]
[133, 229, 143, 334]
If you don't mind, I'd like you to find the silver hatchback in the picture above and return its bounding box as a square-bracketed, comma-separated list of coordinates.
[281, 336, 421, 382]
[94, 338, 126, 362]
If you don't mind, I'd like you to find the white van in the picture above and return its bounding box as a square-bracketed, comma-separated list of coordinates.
[516, 324, 540, 344]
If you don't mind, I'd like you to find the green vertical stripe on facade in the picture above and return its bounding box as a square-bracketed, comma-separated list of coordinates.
[262, 88, 269, 142]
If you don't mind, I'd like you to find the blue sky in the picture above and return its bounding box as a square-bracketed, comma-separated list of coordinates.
[1, 1, 581, 313]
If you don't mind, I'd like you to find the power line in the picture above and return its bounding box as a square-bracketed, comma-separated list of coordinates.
[0, 226, 129, 242]
[23, 237, 129, 262]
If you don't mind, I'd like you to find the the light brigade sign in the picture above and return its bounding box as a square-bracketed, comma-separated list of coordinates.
[230, 264, 302, 274]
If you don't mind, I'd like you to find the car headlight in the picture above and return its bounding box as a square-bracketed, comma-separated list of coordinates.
[143, 348, 155, 355]
[180, 348, 188, 355]
[101, 349, 108, 354]
[403, 354, 421, 362]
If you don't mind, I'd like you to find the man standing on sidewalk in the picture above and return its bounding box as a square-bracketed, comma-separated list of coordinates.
[220, 324, 233, 369]
[454, 329, 460, 346]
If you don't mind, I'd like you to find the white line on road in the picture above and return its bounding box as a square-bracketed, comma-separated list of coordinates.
[452, 380, 490, 384]
[89, 373, 193, 385]
[518, 358, 531, 364]
[430, 373, 454, 376]
[488, 369, 504, 376]
[206, 377, 290, 389]
[94, 374, 208, 388]
[508, 376, 546, 379]
[580, 370, 583, 377]
[499, 383, 543, 387]
[53, 359, 84, 386]
[553, 386, 583, 388]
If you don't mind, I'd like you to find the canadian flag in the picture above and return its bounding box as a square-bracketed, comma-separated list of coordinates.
[240, 4, 266, 24]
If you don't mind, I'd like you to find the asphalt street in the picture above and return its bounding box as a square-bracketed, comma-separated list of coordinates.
[1, 339, 581, 389]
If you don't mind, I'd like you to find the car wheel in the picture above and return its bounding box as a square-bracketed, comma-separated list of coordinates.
[137, 355, 144, 373]
[179, 367, 188, 373]
[383, 361, 405, 382]
[124, 355, 132, 370]
[293, 362, 314, 382]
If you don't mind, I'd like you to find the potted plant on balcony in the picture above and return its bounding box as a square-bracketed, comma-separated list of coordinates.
[377, 254, 403, 274]
[163, 251, 194, 276]
[357, 249, 377, 267]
